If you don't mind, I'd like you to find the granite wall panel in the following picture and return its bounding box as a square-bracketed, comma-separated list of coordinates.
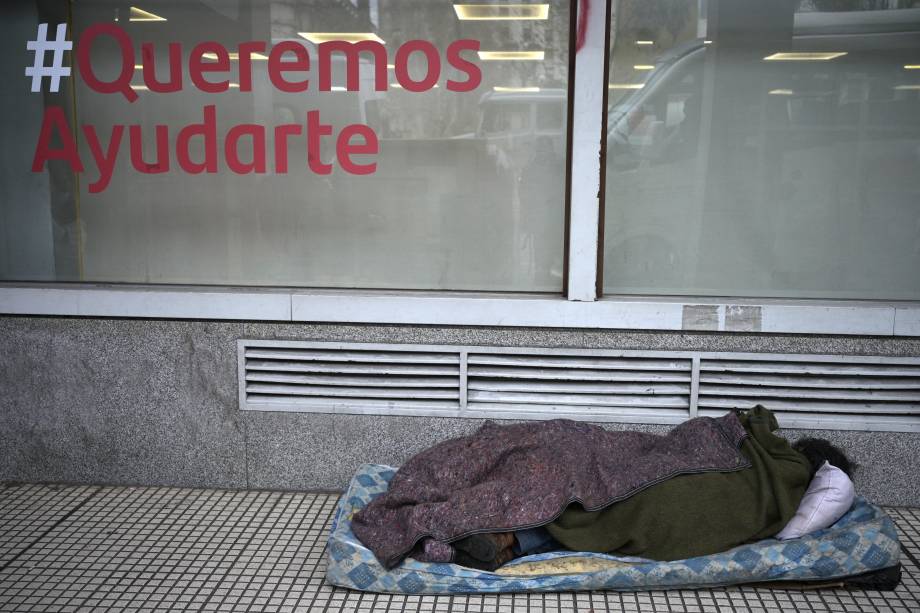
[1, 316, 918, 505]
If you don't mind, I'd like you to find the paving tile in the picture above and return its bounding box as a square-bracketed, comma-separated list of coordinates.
[0, 483, 98, 566]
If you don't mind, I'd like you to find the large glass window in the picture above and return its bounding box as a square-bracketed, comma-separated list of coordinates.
[603, 0, 920, 300]
[1, 0, 570, 291]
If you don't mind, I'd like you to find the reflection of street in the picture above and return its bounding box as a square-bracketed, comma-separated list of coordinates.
[519, 136, 565, 282]
[477, 89, 567, 285]
[605, 38, 708, 293]
[603, 0, 920, 300]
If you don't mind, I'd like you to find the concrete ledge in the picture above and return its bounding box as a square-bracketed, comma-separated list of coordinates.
[0, 285, 291, 321]
[895, 308, 920, 336]
[2, 284, 919, 336]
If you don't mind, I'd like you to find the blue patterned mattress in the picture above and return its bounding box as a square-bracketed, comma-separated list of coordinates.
[326, 464, 901, 594]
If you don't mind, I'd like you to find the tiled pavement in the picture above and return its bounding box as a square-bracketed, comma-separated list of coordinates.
[0, 483, 918, 612]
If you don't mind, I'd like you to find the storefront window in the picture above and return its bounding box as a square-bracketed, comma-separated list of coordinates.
[1, 0, 569, 291]
[603, 0, 920, 300]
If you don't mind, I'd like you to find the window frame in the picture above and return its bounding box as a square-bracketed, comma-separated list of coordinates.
[1, 0, 919, 337]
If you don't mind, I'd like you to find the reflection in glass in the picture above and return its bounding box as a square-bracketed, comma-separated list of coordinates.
[604, 0, 920, 300]
[0, 0, 570, 291]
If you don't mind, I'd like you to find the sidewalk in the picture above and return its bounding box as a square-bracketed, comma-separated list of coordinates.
[0, 483, 917, 612]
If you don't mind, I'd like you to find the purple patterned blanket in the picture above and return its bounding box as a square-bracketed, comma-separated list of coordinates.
[352, 413, 750, 569]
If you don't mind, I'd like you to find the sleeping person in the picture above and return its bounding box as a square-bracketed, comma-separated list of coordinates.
[451, 423, 855, 570]
[352, 406, 855, 571]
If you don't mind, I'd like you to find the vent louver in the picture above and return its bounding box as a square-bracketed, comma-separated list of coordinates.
[238, 341, 920, 431]
[465, 353, 692, 423]
[241, 344, 461, 414]
[697, 358, 920, 430]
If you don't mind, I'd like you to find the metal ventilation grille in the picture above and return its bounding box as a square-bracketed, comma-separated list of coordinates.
[465, 353, 693, 423]
[697, 358, 920, 430]
[241, 343, 461, 414]
[238, 341, 920, 431]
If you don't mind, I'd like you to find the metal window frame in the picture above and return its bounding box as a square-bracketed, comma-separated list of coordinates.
[566, 0, 609, 301]
[238, 340, 920, 432]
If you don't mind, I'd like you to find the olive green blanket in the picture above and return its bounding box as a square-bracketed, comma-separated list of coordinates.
[547, 406, 812, 560]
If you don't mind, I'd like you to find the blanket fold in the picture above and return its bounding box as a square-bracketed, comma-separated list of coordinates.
[352, 412, 750, 569]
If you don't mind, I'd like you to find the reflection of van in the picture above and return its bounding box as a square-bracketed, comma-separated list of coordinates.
[477, 89, 566, 167]
[608, 8, 920, 155]
[603, 8, 920, 297]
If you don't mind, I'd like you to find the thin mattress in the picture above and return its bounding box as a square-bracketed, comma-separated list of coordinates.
[326, 464, 902, 594]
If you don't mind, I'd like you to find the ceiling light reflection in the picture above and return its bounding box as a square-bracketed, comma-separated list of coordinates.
[129, 6, 166, 21]
[608, 83, 645, 90]
[133, 83, 240, 90]
[203, 52, 269, 61]
[478, 51, 545, 61]
[764, 52, 847, 61]
[299, 33, 385, 44]
[390, 83, 439, 89]
[454, 4, 549, 20]
[493, 86, 541, 93]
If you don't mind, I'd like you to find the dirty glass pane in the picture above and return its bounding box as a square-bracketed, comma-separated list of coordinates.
[0, 0, 569, 291]
[603, 0, 920, 300]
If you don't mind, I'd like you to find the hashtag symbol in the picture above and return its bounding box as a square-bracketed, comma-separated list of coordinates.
[25, 23, 72, 93]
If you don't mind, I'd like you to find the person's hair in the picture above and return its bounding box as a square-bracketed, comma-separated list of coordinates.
[793, 438, 856, 479]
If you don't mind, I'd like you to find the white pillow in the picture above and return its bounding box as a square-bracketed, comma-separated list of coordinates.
[776, 461, 855, 540]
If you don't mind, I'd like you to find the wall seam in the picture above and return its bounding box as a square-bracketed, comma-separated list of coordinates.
[243, 414, 251, 489]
